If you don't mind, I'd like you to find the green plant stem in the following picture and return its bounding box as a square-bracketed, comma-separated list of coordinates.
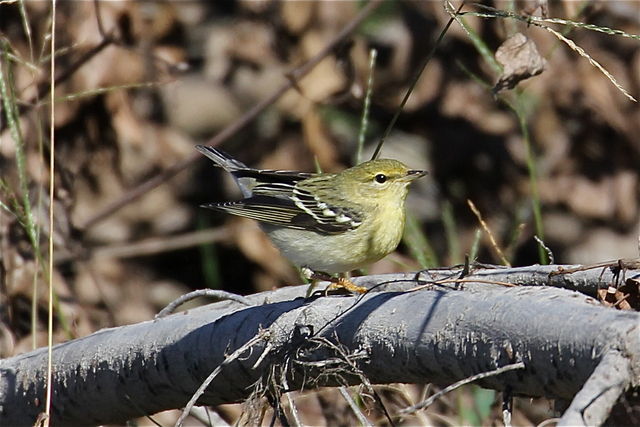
[448, 2, 502, 74]
[403, 212, 438, 268]
[372, 1, 464, 160]
[1, 39, 73, 345]
[0, 44, 38, 251]
[442, 201, 462, 265]
[514, 99, 548, 264]
[356, 48, 376, 165]
[197, 215, 221, 289]
[0, 41, 43, 347]
[469, 228, 482, 261]
[465, 3, 640, 40]
[450, 4, 549, 264]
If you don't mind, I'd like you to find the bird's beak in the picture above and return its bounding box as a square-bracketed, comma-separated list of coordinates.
[404, 169, 428, 181]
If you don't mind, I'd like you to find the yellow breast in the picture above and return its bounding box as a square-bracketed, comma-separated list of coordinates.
[365, 204, 406, 261]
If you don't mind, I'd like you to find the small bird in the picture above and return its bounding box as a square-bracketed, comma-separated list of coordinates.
[196, 145, 427, 292]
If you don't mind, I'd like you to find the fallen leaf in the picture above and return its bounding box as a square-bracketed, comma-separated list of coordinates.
[597, 277, 640, 311]
[494, 33, 547, 94]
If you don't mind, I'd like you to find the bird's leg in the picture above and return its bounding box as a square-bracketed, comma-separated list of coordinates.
[302, 267, 325, 297]
[301, 268, 367, 296]
[326, 271, 368, 294]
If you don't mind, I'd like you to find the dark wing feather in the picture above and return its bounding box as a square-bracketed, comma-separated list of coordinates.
[247, 177, 364, 233]
[289, 187, 363, 232]
[230, 169, 313, 199]
[232, 169, 313, 184]
[204, 191, 362, 234]
[198, 146, 360, 231]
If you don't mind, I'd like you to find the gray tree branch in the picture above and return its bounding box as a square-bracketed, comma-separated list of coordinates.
[558, 350, 633, 426]
[1, 264, 639, 426]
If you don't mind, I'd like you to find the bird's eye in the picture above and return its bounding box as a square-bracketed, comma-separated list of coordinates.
[374, 173, 387, 184]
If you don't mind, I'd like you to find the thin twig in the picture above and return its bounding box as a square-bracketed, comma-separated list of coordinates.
[372, 1, 464, 160]
[408, 277, 517, 292]
[55, 227, 230, 264]
[461, 3, 637, 102]
[502, 388, 513, 427]
[156, 289, 254, 318]
[534, 235, 554, 264]
[340, 387, 373, 427]
[175, 331, 269, 427]
[549, 259, 640, 276]
[467, 3, 640, 40]
[464, 273, 508, 291]
[400, 362, 525, 415]
[188, 407, 229, 427]
[542, 25, 636, 102]
[284, 393, 302, 427]
[537, 418, 561, 427]
[79, 0, 384, 230]
[467, 199, 511, 266]
[121, 393, 163, 427]
[3, 36, 114, 133]
[44, 1, 57, 425]
[313, 337, 395, 427]
[93, 0, 107, 39]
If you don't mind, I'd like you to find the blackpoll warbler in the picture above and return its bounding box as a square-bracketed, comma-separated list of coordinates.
[196, 145, 426, 290]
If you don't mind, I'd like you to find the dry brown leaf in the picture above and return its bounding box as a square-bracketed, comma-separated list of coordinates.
[316, 1, 359, 33]
[522, 0, 548, 18]
[396, 60, 442, 112]
[130, 1, 178, 40]
[302, 107, 339, 169]
[494, 33, 547, 94]
[260, 136, 315, 172]
[567, 226, 640, 264]
[441, 82, 514, 134]
[232, 219, 298, 285]
[367, 17, 412, 85]
[75, 259, 122, 306]
[613, 171, 638, 225]
[238, 0, 272, 14]
[115, 281, 158, 325]
[296, 30, 347, 103]
[543, 212, 584, 245]
[542, 172, 637, 224]
[0, 322, 15, 359]
[530, 101, 571, 172]
[281, 1, 316, 34]
[562, 176, 616, 220]
[578, 46, 634, 136]
[161, 77, 242, 136]
[597, 277, 640, 311]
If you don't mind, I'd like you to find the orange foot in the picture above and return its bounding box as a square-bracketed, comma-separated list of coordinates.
[326, 277, 368, 294]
